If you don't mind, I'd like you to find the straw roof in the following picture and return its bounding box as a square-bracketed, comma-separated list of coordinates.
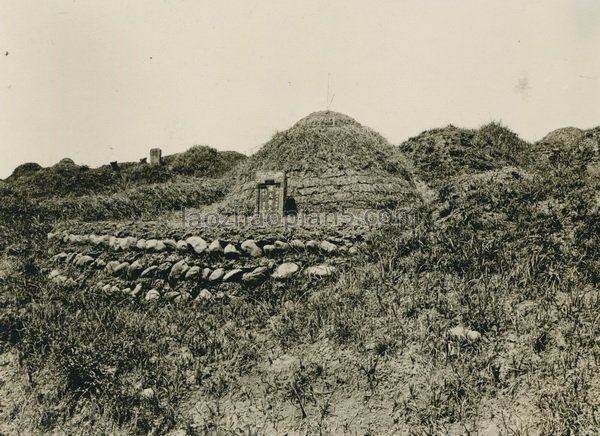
[220, 111, 419, 212]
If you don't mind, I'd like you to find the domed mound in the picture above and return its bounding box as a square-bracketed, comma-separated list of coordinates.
[9, 162, 43, 180]
[539, 127, 585, 149]
[163, 145, 246, 177]
[533, 126, 600, 177]
[399, 122, 529, 187]
[222, 111, 419, 212]
[54, 158, 78, 167]
[536, 126, 599, 155]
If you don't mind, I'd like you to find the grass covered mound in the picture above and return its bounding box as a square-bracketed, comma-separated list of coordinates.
[6, 162, 182, 198]
[2, 120, 600, 433]
[3, 152, 599, 432]
[4, 147, 245, 199]
[399, 122, 530, 188]
[0, 146, 241, 226]
[8, 162, 43, 180]
[538, 127, 586, 150]
[221, 111, 419, 212]
[163, 146, 246, 178]
[532, 127, 600, 177]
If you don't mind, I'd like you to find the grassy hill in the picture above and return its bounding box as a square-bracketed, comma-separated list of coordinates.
[5, 146, 245, 199]
[0, 120, 599, 434]
[399, 122, 530, 188]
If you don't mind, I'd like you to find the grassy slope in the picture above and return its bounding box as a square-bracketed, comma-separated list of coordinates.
[0, 126, 599, 434]
[399, 122, 530, 188]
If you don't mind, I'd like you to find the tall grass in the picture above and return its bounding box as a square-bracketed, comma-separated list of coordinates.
[0, 129, 597, 433]
[38, 180, 227, 221]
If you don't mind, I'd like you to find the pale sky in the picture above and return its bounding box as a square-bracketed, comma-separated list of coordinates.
[1, 0, 599, 178]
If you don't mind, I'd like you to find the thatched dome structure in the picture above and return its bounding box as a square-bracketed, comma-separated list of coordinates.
[220, 111, 419, 212]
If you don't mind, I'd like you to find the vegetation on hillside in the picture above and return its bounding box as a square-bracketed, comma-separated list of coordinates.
[4, 146, 245, 199]
[0, 118, 599, 433]
[164, 146, 246, 178]
[399, 122, 530, 187]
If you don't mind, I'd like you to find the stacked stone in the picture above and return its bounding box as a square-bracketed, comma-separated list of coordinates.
[45, 231, 359, 304]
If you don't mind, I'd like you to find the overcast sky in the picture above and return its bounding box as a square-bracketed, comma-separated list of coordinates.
[1, 0, 599, 178]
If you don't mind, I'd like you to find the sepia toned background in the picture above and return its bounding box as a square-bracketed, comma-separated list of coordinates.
[1, 0, 599, 178]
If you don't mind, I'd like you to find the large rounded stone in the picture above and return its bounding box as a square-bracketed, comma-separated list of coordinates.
[305, 240, 319, 251]
[119, 237, 137, 251]
[186, 236, 208, 254]
[145, 289, 160, 301]
[105, 260, 121, 274]
[169, 260, 189, 281]
[176, 240, 189, 252]
[141, 387, 155, 399]
[75, 255, 95, 267]
[197, 288, 212, 301]
[449, 326, 481, 342]
[68, 234, 84, 244]
[319, 240, 338, 254]
[89, 235, 103, 245]
[223, 269, 243, 282]
[185, 266, 201, 280]
[109, 236, 119, 250]
[272, 262, 300, 280]
[128, 260, 145, 279]
[154, 241, 167, 253]
[241, 240, 262, 257]
[112, 262, 130, 277]
[208, 239, 224, 254]
[304, 265, 337, 277]
[224, 244, 240, 259]
[242, 266, 269, 285]
[208, 268, 225, 283]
